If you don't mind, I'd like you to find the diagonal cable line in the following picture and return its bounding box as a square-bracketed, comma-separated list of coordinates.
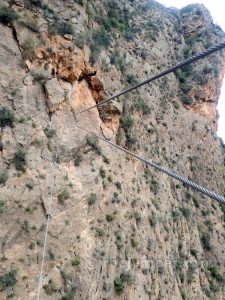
[74, 122, 225, 205]
[75, 40, 225, 116]
[36, 116, 67, 300]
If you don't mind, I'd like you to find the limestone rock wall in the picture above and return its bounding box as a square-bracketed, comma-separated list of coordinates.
[0, 1, 225, 300]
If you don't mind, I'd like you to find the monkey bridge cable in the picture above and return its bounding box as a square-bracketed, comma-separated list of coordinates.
[74, 122, 225, 205]
[75, 40, 225, 116]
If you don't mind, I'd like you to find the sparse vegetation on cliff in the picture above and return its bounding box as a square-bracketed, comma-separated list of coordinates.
[21, 38, 36, 60]
[13, 150, 27, 172]
[0, 1, 225, 299]
[57, 189, 70, 204]
[0, 107, 14, 128]
[49, 20, 74, 36]
[114, 272, 133, 295]
[0, 269, 17, 291]
[0, 171, 9, 185]
[19, 11, 38, 32]
[0, 5, 18, 25]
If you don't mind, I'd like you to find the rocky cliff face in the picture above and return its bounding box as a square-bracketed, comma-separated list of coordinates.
[0, 1, 225, 299]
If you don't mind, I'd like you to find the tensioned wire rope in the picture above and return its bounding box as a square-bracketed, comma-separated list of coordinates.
[72, 40, 225, 204]
[75, 40, 225, 116]
[74, 122, 225, 205]
[36, 114, 67, 300]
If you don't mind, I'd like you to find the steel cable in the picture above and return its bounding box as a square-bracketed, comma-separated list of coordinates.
[75, 40, 225, 116]
[74, 122, 225, 204]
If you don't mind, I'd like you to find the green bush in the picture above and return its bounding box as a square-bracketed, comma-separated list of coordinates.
[44, 126, 56, 138]
[208, 266, 224, 282]
[184, 191, 192, 200]
[26, 182, 33, 190]
[100, 57, 109, 72]
[32, 138, 44, 148]
[110, 50, 126, 73]
[176, 66, 192, 83]
[0, 269, 17, 291]
[0, 107, 14, 128]
[187, 262, 197, 283]
[180, 83, 192, 93]
[121, 116, 134, 132]
[126, 135, 137, 148]
[73, 0, 84, 5]
[102, 155, 110, 164]
[180, 207, 191, 220]
[20, 12, 38, 32]
[86, 136, 101, 155]
[126, 74, 138, 86]
[14, 150, 27, 171]
[120, 272, 133, 284]
[114, 277, 124, 294]
[89, 27, 111, 60]
[89, 48, 99, 64]
[56, 21, 74, 35]
[49, 20, 74, 36]
[57, 189, 69, 204]
[172, 210, 180, 222]
[96, 2, 135, 40]
[115, 181, 122, 190]
[71, 256, 80, 266]
[201, 232, 212, 251]
[99, 167, 106, 178]
[184, 47, 191, 59]
[74, 32, 86, 48]
[149, 213, 157, 227]
[87, 193, 97, 205]
[74, 151, 83, 166]
[61, 287, 76, 300]
[97, 13, 125, 33]
[149, 178, 159, 194]
[112, 192, 119, 204]
[203, 65, 213, 75]
[205, 220, 213, 232]
[124, 30, 135, 41]
[107, 175, 113, 182]
[21, 38, 36, 60]
[0, 5, 18, 25]
[190, 248, 197, 257]
[133, 98, 150, 115]
[86, 2, 95, 21]
[193, 72, 207, 85]
[213, 66, 219, 77]
[220, 204, 225, 222]
[0, 171, 9, 185]
[43, 279, 57, 295]
[42, 4, 56, 19]
[181, 290, 187, 300]
[173, 101, 179, 109]
[131, 238, 138, 248]
[0, 200, 5, 213]
[106, 214, 115, 222]
[182, 95, 193, 105]
[95, 227, 104, 237]
[114, 272, 133, 294]
[25, 0, 43, 8]
[32, 71, 48, 82]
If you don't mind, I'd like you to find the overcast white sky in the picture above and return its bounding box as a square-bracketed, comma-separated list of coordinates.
[157, 0, 225, 141]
